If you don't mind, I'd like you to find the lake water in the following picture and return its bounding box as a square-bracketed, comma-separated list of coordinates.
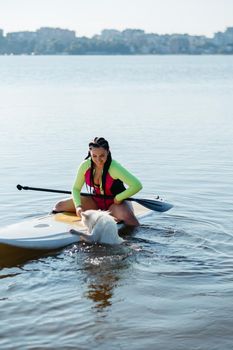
[0, 55, 233, 350]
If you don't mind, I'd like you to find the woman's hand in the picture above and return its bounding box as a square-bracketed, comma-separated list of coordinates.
[76, 206, 83, 218]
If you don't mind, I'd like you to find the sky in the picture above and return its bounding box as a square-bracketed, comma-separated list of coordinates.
[0, 0, 233, 38]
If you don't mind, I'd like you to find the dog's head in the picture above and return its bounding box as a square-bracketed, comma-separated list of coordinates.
[81, 209, 102, 231]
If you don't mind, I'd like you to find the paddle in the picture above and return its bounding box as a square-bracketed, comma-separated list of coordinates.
[16, 184, 173, 212]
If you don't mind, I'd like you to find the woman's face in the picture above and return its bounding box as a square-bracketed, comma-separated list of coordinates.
[90, 147, 108, 168]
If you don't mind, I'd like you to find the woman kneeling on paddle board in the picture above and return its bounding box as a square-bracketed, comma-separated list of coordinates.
[54, 137, 142, 226]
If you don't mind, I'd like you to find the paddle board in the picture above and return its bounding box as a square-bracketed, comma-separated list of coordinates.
[0, 203, 151, 250]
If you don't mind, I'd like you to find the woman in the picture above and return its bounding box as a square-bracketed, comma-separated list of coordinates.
[54, 137, 142, 226]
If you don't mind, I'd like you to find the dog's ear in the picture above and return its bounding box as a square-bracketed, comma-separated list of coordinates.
[81, 212, 87, 218]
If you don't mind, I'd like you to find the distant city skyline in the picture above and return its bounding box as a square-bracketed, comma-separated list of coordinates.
[1, 0, 233, 38]
[1, 25, 232, 55]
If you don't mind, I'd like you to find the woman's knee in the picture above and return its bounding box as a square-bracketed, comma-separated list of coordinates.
[112, 202, 140, 226]
[110, 203, 133, 220]
[53, 198, 75, 212]
[54, 201, 64, 211]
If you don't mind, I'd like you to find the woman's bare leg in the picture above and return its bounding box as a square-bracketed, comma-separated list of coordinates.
[53, 198, 75, 213]
[109, 201, 139, 226]
[53, 196, 98, 213]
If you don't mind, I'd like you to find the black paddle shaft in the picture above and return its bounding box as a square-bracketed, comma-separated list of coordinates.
[16, 184, 173, 212]
[17, 184, 114, 198]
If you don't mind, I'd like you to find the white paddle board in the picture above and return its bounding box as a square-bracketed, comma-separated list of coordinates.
[0, 203, 151, 250]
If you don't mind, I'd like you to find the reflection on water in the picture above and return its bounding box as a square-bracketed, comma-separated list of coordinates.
[0, 243, 60, 269]
[68, 243, 133, 311]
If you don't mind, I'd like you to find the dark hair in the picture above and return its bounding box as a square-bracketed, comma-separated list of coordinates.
[85, 137, 112, 196]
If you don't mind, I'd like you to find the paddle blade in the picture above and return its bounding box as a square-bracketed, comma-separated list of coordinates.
[134, 198, 173, 212]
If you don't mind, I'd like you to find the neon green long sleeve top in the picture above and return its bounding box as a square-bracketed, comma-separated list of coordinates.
[72, 158, 142, 207]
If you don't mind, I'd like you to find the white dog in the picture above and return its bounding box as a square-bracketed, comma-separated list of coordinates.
[70, 210, 124, 245]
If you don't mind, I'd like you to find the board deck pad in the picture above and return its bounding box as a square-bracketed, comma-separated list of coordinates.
[54, 212, 82, 225]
